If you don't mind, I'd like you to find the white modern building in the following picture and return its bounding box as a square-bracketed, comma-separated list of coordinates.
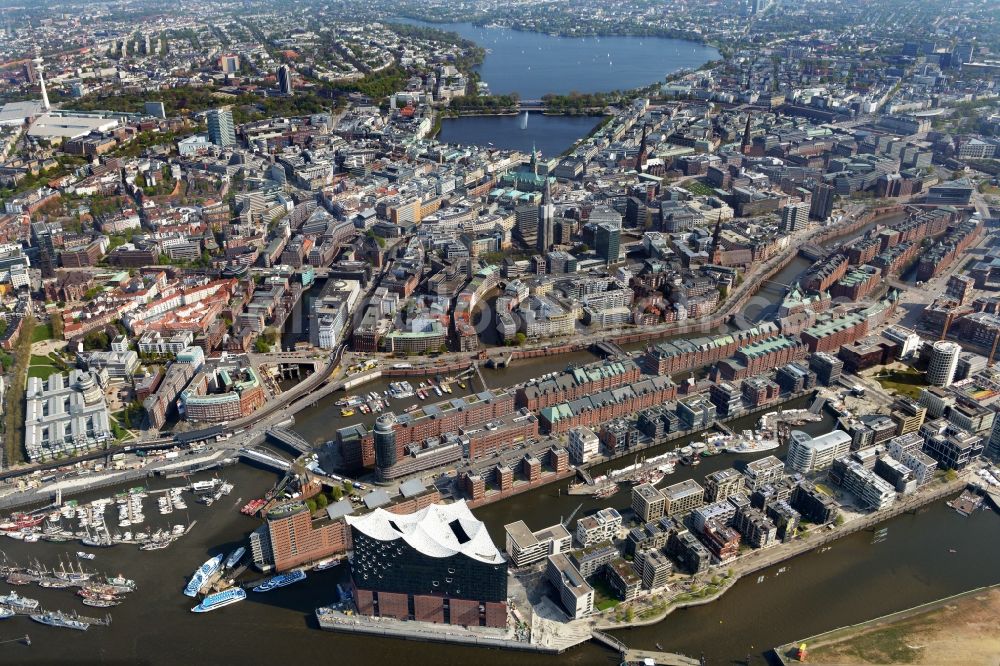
[927, 341, 961, 387]
[882, 326, 923, 359]
[785, 429, 853, 473]
[504, 520, 572, 568]
[546, 553, 594, 619]
[838, 459, 896, 510]
[138, 329, 194, 355]
[574, 507, 622, 548]
[567, 425, 600, 464]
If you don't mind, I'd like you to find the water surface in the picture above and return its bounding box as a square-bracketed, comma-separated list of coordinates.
[396, 19, 719, 98]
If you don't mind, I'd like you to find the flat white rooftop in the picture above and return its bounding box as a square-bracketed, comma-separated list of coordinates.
[0, 100, 46, 126]
[28, 112, 118, 139]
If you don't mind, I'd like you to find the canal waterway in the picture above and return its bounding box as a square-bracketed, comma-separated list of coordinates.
[437, 113, 604, 159]
[394, 20, 720, 99]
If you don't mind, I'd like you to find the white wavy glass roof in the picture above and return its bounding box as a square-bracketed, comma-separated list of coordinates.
[346, 500, 504, 565]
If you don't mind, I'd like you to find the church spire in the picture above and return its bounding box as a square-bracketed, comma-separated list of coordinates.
[637, 123, 648, 174]
[530, 142, 538, 175]
[711, 212, 724, 264]
[740, 112, 753, 155]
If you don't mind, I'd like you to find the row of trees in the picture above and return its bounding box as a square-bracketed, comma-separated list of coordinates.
[448, 94, 520, 111]
[3, 316, 35, 465]
[541, 91, 618, 111]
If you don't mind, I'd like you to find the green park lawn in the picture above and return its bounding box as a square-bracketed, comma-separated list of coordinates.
[27, 354, 60, 380]
[873, 368, 927, 399]
[683, 180, 716, 196]
[31, 322, 53, 343]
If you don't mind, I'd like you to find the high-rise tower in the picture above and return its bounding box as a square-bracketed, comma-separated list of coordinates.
[277, 65, 293, 95]
[537, 178, 555, 252]
[33, 58, 50, 111]
[207, 108, 236, 147]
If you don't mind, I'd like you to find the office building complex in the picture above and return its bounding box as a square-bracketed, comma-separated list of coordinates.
[546, 553, 593, 619]
[632, 483, 666, 522]
[742, 455, 785, 490]
[662, 479, 705, 517]
[567, 426, 600, 464]
[207, 108, 236, 147]
[831, 458, 896, 510]
[255, 502, 349, 572]
[780, 202, 810, 232]
[179, 365, 266, 423]
[595, 222, 621, 264]
[348, 502, 508, 628]
[574, 508, 622, 548]
[25, 370, 112, 462]
[702, 468, 745, 503]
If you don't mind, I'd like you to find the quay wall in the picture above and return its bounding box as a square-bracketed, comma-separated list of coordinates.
[0, 468, 154, 511]
[381, 362, 473, 377]
[316, 613, 561, 654]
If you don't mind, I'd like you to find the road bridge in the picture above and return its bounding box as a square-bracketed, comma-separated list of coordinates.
[591, 341, 628, 358]
[239, 447, 291, 473]
[798, 242, 827, 261]
[265, 426, 312, 455]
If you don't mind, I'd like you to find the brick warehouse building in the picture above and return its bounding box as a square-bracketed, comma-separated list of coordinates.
[337, 390, 516, 468]
[539, 375, 677, 434]
[516, 359, 642, 411]
[346, 501, 508, 628]
[714, 335, 807, 381]
[642, 322, 782, 376]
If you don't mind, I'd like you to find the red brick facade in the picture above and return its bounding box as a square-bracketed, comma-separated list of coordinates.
[641, 325, 781, 376]
[377, 591, 410, 620]
[267, 506, 349, 571]
[449, 598, 480, 626]
[541, 381, 679, 435]
[413, 594, 445, 624]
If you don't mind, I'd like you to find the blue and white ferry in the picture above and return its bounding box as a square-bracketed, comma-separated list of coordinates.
[184, 554, 224, 597]
[191, 587, 246, 613]
[252, 569, 306, 593]
[224, 547, 246, 569]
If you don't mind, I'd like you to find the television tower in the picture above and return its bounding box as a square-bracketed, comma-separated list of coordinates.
[33, 58, 50, 111]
